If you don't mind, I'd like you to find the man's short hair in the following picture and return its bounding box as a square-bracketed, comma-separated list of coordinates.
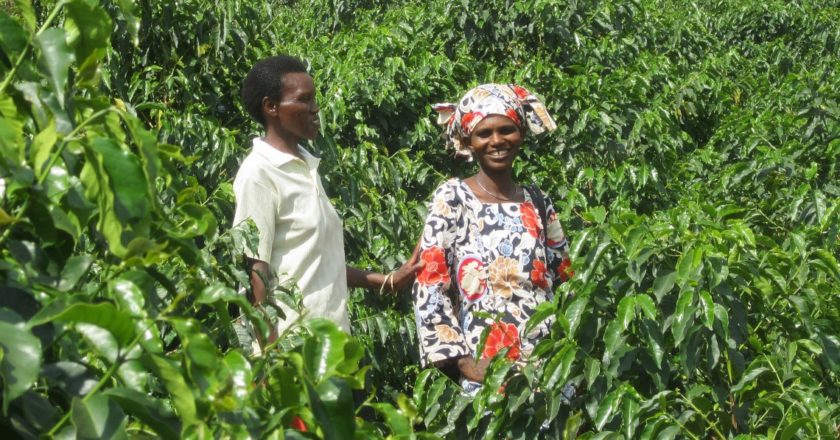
[241, 55, 308, 126]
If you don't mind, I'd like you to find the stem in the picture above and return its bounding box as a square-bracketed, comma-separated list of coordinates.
[44, 329, 144, 437]
[0, 0, 70, 95]
[665, 413, 701, 440]
[677, 390, 727, 439]
[0, 106, 118, 249]
[37, 107, 118, 185]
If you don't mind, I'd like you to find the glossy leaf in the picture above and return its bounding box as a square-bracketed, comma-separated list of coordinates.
[29, 302, 136, 347]
[35, 28, 74, 108]
[105, 387, 180, 440]
[70, 394, 127, 440]
[0, 309, 42, 412]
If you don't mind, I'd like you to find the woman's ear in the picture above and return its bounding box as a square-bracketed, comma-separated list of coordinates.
[261, 97, 277, 119]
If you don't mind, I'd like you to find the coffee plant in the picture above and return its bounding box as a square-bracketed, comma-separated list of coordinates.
[1, 0, 838, 438]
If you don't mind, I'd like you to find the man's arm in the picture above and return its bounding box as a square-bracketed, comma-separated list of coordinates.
[246, 257, 277, 344]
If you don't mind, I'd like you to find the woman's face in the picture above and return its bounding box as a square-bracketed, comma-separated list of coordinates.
[267, 72, 320, 142]
[467, 115, 524, 172]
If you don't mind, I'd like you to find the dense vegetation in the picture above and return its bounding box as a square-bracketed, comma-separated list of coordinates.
[1, 0, 838, 438]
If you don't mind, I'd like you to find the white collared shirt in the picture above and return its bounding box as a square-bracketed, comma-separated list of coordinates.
[233, 137, 350, 333]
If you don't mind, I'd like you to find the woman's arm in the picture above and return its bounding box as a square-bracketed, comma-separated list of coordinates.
[346, 243, 423, 292]
[455, 356, 492, 382]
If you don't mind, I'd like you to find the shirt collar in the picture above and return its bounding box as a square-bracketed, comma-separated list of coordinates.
[251, 137, 320, 170]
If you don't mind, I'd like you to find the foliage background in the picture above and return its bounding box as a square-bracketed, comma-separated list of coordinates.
[1, 0, 838, 438]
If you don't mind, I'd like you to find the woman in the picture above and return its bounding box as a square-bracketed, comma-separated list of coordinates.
[413, 84, 573, 391]
[234, 55, 419, 344]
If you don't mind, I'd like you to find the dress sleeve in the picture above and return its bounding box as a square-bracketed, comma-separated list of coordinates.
[413, 181, 471, 366]
[543, 194, 573, 284]
[233, 175, 277, 263]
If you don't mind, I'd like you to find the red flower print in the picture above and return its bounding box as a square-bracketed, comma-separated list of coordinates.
[505, 108, 521, 126]
[530, 260, 549, 289]
[290, 416, 307, 432]
[482, 322, 521, 360]
[417, 247, 450, 286]
[512, 85, 530, 99]
[557, 256, 574, 282]
[520, 202, 541, 238]
[458, 257, 487, 301]
[461, 111, 484, 132]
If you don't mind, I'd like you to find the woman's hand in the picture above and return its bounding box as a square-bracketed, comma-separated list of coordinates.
[346, 242, 424, 293]
[390, 242, 424, 291]
[457, 356, 491, 383]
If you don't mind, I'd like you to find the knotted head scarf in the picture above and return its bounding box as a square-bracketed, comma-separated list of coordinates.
[432, 83, 557, 160]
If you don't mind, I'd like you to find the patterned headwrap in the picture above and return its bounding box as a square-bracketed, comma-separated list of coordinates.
[432, 83, 557, 160]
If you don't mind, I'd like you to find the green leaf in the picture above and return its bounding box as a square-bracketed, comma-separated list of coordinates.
[110, 279, 145, 318]
[525, 300, 555, 335]
[622, 396, 640, 439]
[0, 11, 29, 57]
[642, 319, 665, 368]
[653, 270, 676, 303]
[699, 291, 714, 330]
[30, 118, 56, 178]
[676, 247, 703, 286]
[731, 366, 769, 393]
[41, 362, 98, 396]
[308, 377, 355, 440]
[57, 254, 93, 291]
[672, 290, 695, 347]
[594, 387, 623, 430]
[578, 236, 612, 283]
[0, 308, 42, 412]
[168, 318, 218, 371]
[564, 411, 583, 440]
[12, 1, 36, 30]
[105, 388, 180, 440]
[144, 354, 196, 423]
[811, 249, 840, 281]
[29, 302, 136, 347]
[35, 28, 74, 108]
[565, 296, 589, 337]
[583, 205, 607, 224]
[543, 344, 576, 389]
[603, 319, 625, 362]
[780, 417, 810, 440]
[713, 303, 730, 344]
[635, 294, 656, 320]
[371, 402, 412, 437]
[64, 0, 112, 80]
[303, 318, 354, 383]
[617, 295, 636, 331]
[71, 394, 128, 440]
[584, 357, 601, 388]
[91, 138, 150, 224]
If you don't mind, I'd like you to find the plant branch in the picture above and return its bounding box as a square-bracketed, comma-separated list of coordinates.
[0, 0, 70, 95]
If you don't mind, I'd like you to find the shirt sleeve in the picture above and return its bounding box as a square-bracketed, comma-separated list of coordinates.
[413, 181, 471, 366]
[233, 175, 277, 263]
[543, 194, 573, 284]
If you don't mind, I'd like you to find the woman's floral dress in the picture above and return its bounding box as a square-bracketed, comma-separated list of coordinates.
[413, 179, 573, 376]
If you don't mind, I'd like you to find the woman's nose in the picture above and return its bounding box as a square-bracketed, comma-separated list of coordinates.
[490, 132, 505, 145]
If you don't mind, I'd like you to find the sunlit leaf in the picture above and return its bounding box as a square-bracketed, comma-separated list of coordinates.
[35, 28, 74, 108]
